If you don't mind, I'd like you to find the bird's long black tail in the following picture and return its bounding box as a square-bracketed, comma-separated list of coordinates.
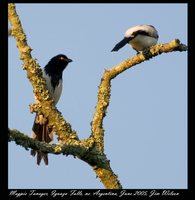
[111, 37, 130, 52]
[30, 114, 53, 165]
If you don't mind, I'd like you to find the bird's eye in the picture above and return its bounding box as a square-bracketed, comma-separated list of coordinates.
[59, 56, 65, 60]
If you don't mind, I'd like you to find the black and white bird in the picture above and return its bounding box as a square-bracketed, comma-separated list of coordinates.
[111, 25, 159, 53]
[30, 54, 72, 165]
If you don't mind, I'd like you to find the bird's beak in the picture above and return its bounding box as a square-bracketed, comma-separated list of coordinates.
[68, 58, 73, 63]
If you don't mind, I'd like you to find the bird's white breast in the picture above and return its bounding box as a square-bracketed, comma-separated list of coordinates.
[129, 35, 158, 51]
[42, 70, 62, 105]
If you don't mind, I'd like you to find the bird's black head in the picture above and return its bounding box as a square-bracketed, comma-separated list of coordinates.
[44, 54, 72, 76]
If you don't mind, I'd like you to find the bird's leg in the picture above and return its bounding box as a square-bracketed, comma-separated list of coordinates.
[37, 114, 47, 125]
[133, 48, 140, 55]
[142, 47, 153, 60]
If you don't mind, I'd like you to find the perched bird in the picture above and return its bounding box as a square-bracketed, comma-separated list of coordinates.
[30, 54, 72, 165]
[111, 25, 159, 53]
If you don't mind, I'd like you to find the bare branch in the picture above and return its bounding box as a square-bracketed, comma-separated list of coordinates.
[91, 39, 187, 153]
[9, 128, 122, 188]
[8, 3, 122, 189]
[8, 3, 187, 189]
[8, 3, 78, 142]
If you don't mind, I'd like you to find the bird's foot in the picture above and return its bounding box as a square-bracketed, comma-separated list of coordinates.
[142, 48, 153, 60]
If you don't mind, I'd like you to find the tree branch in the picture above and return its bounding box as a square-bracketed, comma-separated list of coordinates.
[8, 3, 187, 189]
[8, 3, 78, 142]
[91, 39, 187, 153]
[9, 128, 122, 188]
[9, 3, 122, 189]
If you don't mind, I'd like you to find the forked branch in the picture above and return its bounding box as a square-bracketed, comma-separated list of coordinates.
[8, 3, 187, 189]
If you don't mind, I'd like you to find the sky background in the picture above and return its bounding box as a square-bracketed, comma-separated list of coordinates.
[8, 3, 187, 189]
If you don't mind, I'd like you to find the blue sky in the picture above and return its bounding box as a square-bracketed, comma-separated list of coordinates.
[8, 3, 187, 189]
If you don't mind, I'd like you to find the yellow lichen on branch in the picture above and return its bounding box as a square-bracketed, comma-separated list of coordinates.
[8, 3, 78, 142]
[91, 39, 187, 153]
[8, 3, 187, 189]
[8, 3, 122, 189]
